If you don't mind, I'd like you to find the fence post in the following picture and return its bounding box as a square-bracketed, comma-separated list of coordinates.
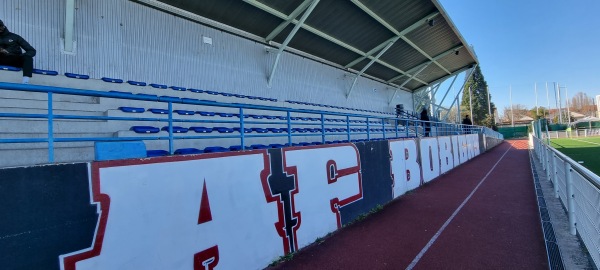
[47, 92, 54, 163]
[565, 163, 577, 235]
[552, 153, 559, 198]
[545, 146, 551, 181]
[168, 102, 173, 155]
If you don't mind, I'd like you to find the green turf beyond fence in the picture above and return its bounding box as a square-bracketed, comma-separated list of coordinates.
[550, 137, 600, 175]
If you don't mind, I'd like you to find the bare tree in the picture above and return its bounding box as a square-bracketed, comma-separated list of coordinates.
[570, 92, 595, 116]
[501, 104, 529, 123]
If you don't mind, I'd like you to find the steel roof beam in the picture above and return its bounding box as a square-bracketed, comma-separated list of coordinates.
[387, 45, 463, 83]
[434, 73, 459, 115]
[267, 0, 320, 87]
[265, 0, 313, 42]
[243, 0, 428, 85]
[347, 37, 398, 98]
[442, 64, 477, 121]
[351, 0, 451, 74]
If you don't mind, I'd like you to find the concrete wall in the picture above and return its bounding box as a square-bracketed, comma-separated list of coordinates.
[0, 134, 494, 270]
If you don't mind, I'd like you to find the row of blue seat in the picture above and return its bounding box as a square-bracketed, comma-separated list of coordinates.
[130, 126, 400, 134]
[146, 137, 399, 157]
[117, 106, 389, 124]
[285, 100, 395, 116]
[1, 65, 403, 117]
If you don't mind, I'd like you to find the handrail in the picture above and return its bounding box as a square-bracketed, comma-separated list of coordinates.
[0, 82, 503, 166]
[533, 135, 600, 190]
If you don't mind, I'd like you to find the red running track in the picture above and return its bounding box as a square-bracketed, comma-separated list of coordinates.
[268, 140, 548, 270]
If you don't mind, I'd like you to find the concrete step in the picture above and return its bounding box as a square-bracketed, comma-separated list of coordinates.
[0, 89, 99, 103]
[0, 119, 108, 133]
[0, 146, 94, 168]
[0, 97, 104, 111]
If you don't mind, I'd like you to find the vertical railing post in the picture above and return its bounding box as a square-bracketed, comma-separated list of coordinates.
[565, 162, 576, 235]
[287, 111, 292, 146]
[168, 102, 173, 155]
[406, 119, 409, 138]
[366, 117, 370, 140]
[240, 107, 245, 149]
[347, 115, 351, 142]
[552, 153, 559, 198]
[545, 146, 551, 182]
[381, 118, 385, 140]
[320, 113, 325, 144]
[48, 92, 54, 163]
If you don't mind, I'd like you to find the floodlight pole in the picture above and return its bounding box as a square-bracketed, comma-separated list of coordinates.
[545, 82, 550, 119]
[510, 85, 514, 127]
[564, 86, 571, 125]
[556, 82, 563, 124]
[535, 82, 539, 116]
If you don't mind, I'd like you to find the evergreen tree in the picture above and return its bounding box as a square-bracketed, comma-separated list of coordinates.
[460, 66, 496, 126]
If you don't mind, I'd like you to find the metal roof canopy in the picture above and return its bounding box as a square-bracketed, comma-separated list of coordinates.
[135, 0, 478, 94]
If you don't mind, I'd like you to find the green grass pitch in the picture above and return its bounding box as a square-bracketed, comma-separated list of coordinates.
[550, 137, 600, 176]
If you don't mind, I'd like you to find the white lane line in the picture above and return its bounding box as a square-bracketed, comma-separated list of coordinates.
[405, 143, 513, 270]
[570, 138, 600, 146]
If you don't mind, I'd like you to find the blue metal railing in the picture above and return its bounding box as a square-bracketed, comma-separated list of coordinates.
[0, 82, 496, 165]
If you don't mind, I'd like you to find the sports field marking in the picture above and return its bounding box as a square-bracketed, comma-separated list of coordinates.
[405, 144, 512, 270]
[570, 138, 600, 146]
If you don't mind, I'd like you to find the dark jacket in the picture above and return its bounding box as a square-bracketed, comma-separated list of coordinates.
[0, 28, 36, 57]
[462, 117, 472, 125]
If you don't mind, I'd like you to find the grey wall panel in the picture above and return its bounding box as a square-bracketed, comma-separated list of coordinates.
[0, 0, 414, 113]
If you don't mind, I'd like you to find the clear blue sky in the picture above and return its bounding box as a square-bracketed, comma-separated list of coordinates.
[438, 0, 600, 114]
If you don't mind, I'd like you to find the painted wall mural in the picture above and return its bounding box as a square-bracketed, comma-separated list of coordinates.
[0, 134, 486, 270]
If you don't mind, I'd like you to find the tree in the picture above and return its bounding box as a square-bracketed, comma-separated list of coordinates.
[460, 66, 496, 126]
[501, 104, 528, 123]
[570, 92, 595, 116]
[528, 106, 548, 120]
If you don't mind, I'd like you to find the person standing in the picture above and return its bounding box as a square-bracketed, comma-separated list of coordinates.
[420, 108, 430, 137]
[0, 19, 36, 84]
[462, 115, 473, 134]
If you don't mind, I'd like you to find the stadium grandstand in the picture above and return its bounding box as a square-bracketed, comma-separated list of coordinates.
[21, 2, 600, 270]
[0, 0, 482, 167]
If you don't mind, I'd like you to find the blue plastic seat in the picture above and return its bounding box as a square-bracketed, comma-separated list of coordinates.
[216, 112, 234, 117]
[268, 144, 286, 148]
[150, 83, 168, 89]
[292, 128, 308, 133]
[118, 107, 145, 113]
[174, 110, 195, 115]
[127, 80, 146, 86]
[65, 72, 89, 79]
[289, 117, 300, 121]
[310, 142, 323, 145]
[276, 116, 288, 120]
[147, 150, 169, 157]
[233, 127, 252, 133]
[189, 126, 213, 133]
[251, 128, 269, 133]
[170, 86, 186, 91]
[250, 144, 269, 149]
[249, 114, 264, 119]
[197, 111, 216, 116]
[0, 65, 21, 71]
[233, 94, 246, 98]
[267, 128, 284, 133]
[101, 77, 122, 83]
[246, 96, 259, 100]
[188, 88, 204, 93]
[159, 96, 181, 102]
[214, 127, 234, 133]
[161, 126, 188, 133]
[205, 90, 219, 95]
[219, 92, 234, 97]
[308, 128, 321, 133]
[175, 148, 204, 155]
[148, 108, 168, 114]
[263, 115, 277, 120]
[130, 126, 160, 133]
[204, 146, 229, 153]
[33, 69, 59, 76]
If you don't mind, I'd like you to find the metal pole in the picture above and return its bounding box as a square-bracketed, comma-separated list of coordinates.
[469, 86, 473, 125]
[565, 163, 576, 235]
[268, 0, 320, 87]
[565, 86, 571, 126]
[552, 153, 559, 198]
[557, 83, 563, 124]
[510, 85, 514, 127]
[535, 82, 539, 116]
[545, 82, 550, 119]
